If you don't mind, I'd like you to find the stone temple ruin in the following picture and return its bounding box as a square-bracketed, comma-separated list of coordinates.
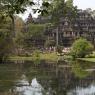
[26, 9, 95, 47]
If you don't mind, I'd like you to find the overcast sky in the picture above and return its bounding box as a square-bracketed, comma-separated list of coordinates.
[74, 0, 95, 10]
[19, 0, 95, 20]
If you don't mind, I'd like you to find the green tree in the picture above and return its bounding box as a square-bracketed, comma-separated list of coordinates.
[27, 24, 45, 38]
[71, 38, 94, 58]
[21, 23, 47, 49]
[0, 0, 50, 37]
[0, 0, 29, 36]
[56, 45, 63, 54]
[45, 0, 77, 46]
[14, 16, 25, 54]
[0, 16, 13, 61]
[45, 38, 56, 47]
[47, 0, 77, 24]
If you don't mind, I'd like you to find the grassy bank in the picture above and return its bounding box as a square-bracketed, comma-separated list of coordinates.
[78, 58, 95, 62]
[8, 52, 59, 62]
[40, 52, 59, 62]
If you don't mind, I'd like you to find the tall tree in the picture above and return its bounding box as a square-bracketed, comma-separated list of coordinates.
[0, 15, 13, 61]
[48, 0, 77, 24]
[23, 23, 46, 48]
[46, 0, 77, 46]
[0, 0, 50, 37]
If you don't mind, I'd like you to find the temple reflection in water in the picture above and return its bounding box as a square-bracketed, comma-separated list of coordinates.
[0, 61, 95, 95]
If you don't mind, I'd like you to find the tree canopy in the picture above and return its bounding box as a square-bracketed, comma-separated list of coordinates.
[0, 16, 13, 61]
[71, 38, 94, 58]
[47, 0, 77, 24]
[0, 0, 50, 37]
[0, 0, 50, 17]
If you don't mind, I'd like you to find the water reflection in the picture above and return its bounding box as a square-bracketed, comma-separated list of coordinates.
[71, 61, 91, 78]
[15, 77, 44, 95]
[0, 61, 95, 95]
[68, 84, 95, 95]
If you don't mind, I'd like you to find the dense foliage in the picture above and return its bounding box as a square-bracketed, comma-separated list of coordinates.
[0, 16, 13, 61]
[0, 0, 49, 16]
[45, 37, 56, 47]
[56, 45, 63, 54]
[71, 38, 94, 58]
[47, 0, 77, 24]
[0, 0, 50, 37]
[17, 23, 47, 49]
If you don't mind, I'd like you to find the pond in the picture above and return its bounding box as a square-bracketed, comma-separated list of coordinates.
[0, 60, 95, 95]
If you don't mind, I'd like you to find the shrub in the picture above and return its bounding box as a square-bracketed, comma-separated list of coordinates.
[45, 39, 56, 47]
[85, 53, 95, 58]
[70, 38, 94, 58]
[56, 45, 63, 54]
[32, 50, 41, 64]
[32, 50, 40, 58]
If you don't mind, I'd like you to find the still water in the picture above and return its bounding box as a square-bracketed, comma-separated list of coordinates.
[0, 60, 95, 95]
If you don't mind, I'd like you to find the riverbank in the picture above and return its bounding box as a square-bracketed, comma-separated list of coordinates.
[78, 58, 95, 62]
[8, 52, 59, 62]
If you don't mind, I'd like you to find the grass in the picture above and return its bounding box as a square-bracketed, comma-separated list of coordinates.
[8, 52, 59, 62]
[8, 56, 33, 61]
[78, 58, 95, 62]
[8, 52, 95, 63]
[40, 52, 59, 62]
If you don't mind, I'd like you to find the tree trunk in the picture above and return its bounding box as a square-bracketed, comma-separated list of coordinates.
[56, 27, 59, 46]
[10, 15, 16, 54]
[10, 15, 15, 37]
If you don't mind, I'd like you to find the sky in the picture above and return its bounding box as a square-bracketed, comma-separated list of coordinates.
[74, 0, 95, 10]
[19, 0, 95, 20]
[18, 7, 39, 20]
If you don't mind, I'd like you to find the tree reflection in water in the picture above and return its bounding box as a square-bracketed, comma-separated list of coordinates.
[0, 61, 95, 95]
[14, 77, 44, 95]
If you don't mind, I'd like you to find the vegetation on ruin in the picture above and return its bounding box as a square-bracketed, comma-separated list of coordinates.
[0, 0, 95, 63]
